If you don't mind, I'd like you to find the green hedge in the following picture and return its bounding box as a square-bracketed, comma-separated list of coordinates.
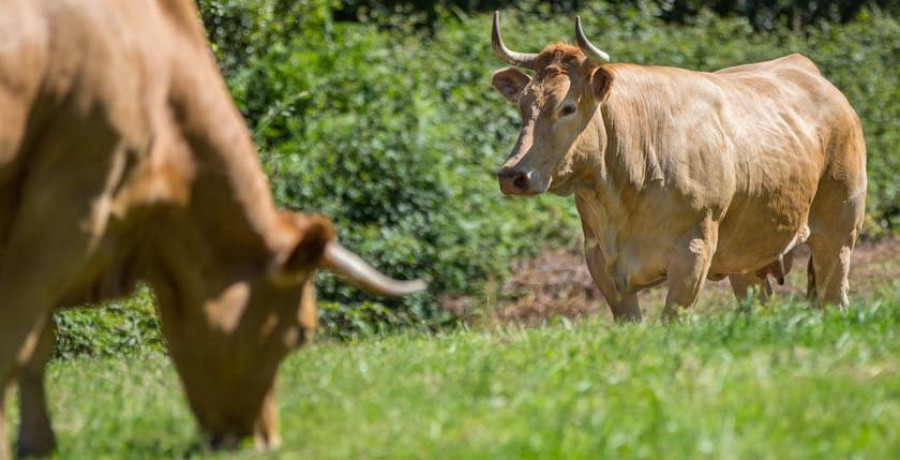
[333, 0, 900, 32]
[54, 286, 164, 358]
[54, 2, 900, 354]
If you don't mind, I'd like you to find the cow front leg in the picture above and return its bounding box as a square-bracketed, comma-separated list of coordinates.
[16, 319, 57, 458]
[584, 241, 641, 322]
[663, 228, 718, 322]
[0, 310, 53, 460]
[0, 207, 89, 459]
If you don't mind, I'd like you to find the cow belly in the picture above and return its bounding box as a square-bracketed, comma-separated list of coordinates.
[712, 196, 812, 276]
[711, 135, 823, 276]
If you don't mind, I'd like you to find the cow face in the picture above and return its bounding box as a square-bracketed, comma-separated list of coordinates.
[493, 49, 600, 196]
[153, 214, 333, 449]
[152, 209, 423, 449]
[491, 13, 613, 197]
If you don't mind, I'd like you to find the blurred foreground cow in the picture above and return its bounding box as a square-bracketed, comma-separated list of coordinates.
[490, 13, 866, 322]
[0, 0, 425, 457]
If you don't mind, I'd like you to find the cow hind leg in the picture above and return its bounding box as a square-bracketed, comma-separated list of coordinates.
[806, 233, 856, 308]
[807, 186, 864, 308]
[806, 126, 865, 308]
[729, 273, 772, 311]
[16, 319, 57, 459]
[806, 206, 861, 308]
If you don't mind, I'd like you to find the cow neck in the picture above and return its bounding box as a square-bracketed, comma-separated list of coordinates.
[591, 74, 665, 211]
[573, 94, 657, 232]
[164, 40, 288, 270]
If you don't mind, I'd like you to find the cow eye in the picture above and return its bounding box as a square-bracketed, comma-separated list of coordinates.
[560, 104, 576, 117]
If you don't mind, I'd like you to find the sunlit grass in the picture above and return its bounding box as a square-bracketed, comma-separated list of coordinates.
[10, 293, 900, 459]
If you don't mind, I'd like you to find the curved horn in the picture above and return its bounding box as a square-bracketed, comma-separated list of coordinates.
[320, 242, 427, 297]
[492, 11, 538, 69]
[575, 16, 611, 63]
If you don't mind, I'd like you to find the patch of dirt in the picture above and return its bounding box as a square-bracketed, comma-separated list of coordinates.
[446, 236, 900, 326]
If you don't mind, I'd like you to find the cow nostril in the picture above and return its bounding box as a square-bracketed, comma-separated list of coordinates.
[513, 173, 528, 191]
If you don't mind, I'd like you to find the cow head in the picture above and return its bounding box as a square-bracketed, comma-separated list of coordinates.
[151, 211, 425, 449]
[491, 13, 613, 196]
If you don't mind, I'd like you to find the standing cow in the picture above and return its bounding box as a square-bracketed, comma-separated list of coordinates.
[490, 12, 866, 321]
[0, 0, 425, 458]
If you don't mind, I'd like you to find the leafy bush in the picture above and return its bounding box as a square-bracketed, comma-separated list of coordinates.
[54, 286, 164, 359]
[335, 0, 900, 32]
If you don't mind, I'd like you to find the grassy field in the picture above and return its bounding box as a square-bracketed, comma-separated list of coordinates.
[9, 290, 900, 459]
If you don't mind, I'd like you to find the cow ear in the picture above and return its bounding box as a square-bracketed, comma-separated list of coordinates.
[591, 67, 614, 102]
[492, 67, 530, 102]
[282, 214, 335, 274]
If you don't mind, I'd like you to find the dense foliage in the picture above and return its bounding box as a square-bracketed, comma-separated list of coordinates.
[54, 286, 164, 359]
[335, 0, 900, 31]
[54, 1, 900, 352]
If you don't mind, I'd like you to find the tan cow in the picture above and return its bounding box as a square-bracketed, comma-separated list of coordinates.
[490, 12, 866, 322]
[0, 0, 425, 458]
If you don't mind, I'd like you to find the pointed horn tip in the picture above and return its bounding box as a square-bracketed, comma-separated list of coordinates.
[320, 242, 428, 298]
[373, 278, 429, 298]
[404, 279, 428, 294]
[573, 16, 611, 63]
[490, 10, 539, 69]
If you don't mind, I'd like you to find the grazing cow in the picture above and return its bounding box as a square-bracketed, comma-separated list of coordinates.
[490, 12, 866, 322]
[0, 0, 425, 457]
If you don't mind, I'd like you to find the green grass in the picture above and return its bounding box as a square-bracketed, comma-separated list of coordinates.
[11, 295, 900, 459]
